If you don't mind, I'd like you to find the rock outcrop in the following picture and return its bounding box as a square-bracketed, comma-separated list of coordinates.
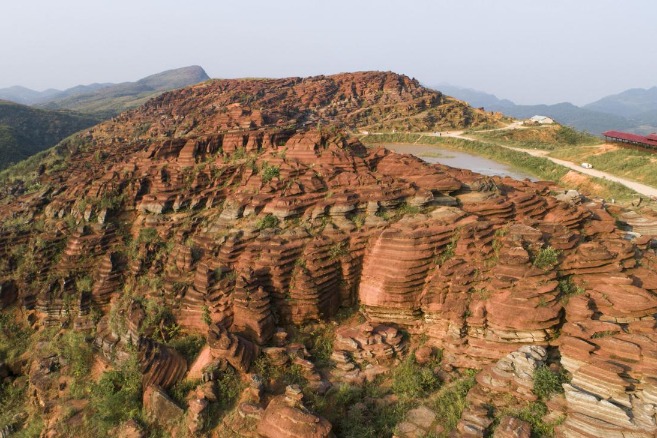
[1, 71, 656, 437]
[257, 385, 333, 438]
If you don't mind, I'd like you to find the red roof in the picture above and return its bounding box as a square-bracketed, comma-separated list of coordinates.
[603, 130, 657, 147]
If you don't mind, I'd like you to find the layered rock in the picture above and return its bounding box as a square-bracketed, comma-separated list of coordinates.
[331, 323, 407, 383]
[257, 385, 333, 438]
[2, 71, 657, 437]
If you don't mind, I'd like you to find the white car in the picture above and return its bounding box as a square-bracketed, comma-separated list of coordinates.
[581, 162, 593, 169]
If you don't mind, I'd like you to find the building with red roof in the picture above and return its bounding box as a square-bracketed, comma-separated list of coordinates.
[603, 131, 657, 151]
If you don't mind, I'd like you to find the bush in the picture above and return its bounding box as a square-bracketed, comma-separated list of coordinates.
[168, 379, 200, 406]
[261, 163, 280, 183]
[558, 277, 585, 304]
[532, 246, 560, 269]
[166, 334, 206, 364]
[255, 214, 279, 230]
[391, 353, 441, 400]
[206, 366, 244, 430]
[88, 354, 142, 434]
[533, 365, 567, 400]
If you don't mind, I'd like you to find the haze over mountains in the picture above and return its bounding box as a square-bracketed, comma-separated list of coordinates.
[437, 84, 657, 136]
[0, 65, 209, 117]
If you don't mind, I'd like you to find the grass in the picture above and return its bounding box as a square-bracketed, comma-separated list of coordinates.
[0, 312, 33, 362]
[428, 370, 478, 437]
[57, 331, 94, 397]
[306, 381, 413, 438]
[391, 352, 442, 400]
[550, 145, 657, 188]
[87, 353, 143, 435]
[496, 401, 564, 438]
[471, 125, 599, 151]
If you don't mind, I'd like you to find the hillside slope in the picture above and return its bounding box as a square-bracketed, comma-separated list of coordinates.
[1, 72, 655, 438]
[0, 100, 99, 170]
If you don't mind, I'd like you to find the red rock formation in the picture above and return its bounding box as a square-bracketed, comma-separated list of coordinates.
[257, 385, 333, 438]
[2, 72, 657, 436]
[207, 324, 258, 373]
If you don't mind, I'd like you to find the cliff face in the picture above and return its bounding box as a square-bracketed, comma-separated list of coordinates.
[1, 72, 656, 437]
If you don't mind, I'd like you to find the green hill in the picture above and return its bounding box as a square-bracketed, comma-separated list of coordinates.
[0, 100, 100, 170]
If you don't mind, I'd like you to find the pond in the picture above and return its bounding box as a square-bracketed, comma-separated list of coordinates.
[383, 143, 537, 181]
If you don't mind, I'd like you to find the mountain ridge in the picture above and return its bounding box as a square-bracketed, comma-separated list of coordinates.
[436, 83, 655, 135]
[0, 65, 210, 114]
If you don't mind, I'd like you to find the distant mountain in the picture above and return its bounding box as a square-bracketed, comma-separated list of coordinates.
[0, 86, 62, 105]
[433, 84, 642, 136]
[0, 66, 209, 117]
[0, 100, 100, 170]
[584, 87, 657, 118]
[37, 65, 210, 116]
[436, 84, 516, 110]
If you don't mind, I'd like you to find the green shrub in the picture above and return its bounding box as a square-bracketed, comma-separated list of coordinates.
[261, 163, 280, 183]
[205, 367, 244, 430]
[558, 277, 585, 304]
[255, 214, 279, 230]
[166, 334, 206, 363]
[88, 354, 142, 434]
[533, 365, 567, 400]
[328, 242, 348, 261]
[532, 246, 560, 269]
[168, 379, 200, 406]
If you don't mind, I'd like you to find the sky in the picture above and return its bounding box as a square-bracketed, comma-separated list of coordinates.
[1, 0, 656, 106]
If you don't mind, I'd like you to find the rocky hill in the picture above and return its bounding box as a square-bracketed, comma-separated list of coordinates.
[1, 72, 656, 437]
[0, 100, 100, 170]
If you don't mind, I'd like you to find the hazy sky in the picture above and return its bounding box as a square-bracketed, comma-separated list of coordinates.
[2, 0, 656, 105]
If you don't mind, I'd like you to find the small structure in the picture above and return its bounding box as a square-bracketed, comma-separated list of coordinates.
[528, 115, 554, 124]
[603, 131, 657, 152]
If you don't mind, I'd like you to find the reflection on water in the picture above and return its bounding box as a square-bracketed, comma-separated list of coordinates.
[384, 143, 536, 181]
